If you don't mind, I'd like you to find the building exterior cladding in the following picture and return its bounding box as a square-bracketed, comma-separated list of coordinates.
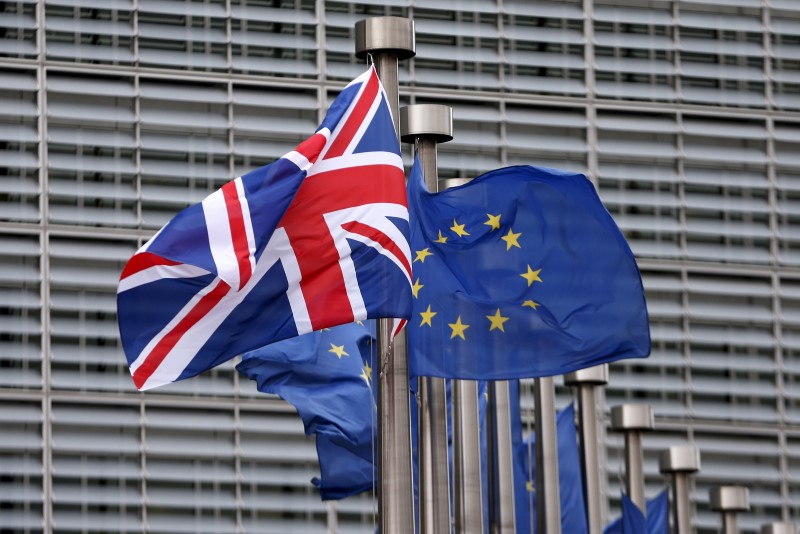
[0, 0, 799, 532]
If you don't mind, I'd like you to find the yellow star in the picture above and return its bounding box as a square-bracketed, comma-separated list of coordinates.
[486, 308, 509, 332]
[356, 320, 364, 326]
[485, 213, 501, 231]
[448, 316, 470, 340]
[420, 305, 437, 327]
[328, 343, 348, 359]
[526, 480, 534, 493]
[414, 248, 433, 263]
[360, 361, 372, 384]
[411, 278, 424, 299]
[522, 300, 540, 310]
[450, 218, 470, 237]
[500, 228, 522, 250]
[520, 265, 543, 287]
[435, 230, 448, 244]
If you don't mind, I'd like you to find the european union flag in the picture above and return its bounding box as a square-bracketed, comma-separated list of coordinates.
[236, 322, 377, 500]
[604, 490, 669, 534]
[516, 401, 589, 533]
[406, 159, 650, 380]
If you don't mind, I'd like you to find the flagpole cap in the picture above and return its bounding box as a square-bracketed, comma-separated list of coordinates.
[564, 364, 609, 386]
[659, 444, 700, 474]
[610, 404, 654, 432]
[709, 486, 750, 512]
[355, 17, 416, 60]
[400, 104, 453, 143]
[761, 522, 798, 534]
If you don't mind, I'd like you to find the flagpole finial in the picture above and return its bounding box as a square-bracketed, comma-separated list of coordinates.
[400, 104, 453, 144]
[355, 17, 416, 60]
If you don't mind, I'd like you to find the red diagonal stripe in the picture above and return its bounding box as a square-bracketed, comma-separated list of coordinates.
[132, 279, 231, 389]
[221, 180, 252, 289]
[323, 72, 379, 159]
[121, 252, 180, 281]
[294, 132, 328, 164]
[341, 220, 412, 279]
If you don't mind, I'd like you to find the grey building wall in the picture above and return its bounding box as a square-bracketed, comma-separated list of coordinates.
[0, 0, 798, 532]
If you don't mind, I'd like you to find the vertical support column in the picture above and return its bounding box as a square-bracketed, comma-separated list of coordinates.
[453, 380, 485, 533]
[610, 404, 654, 514]
[399, 103, 454, 534]
[535, 377, 561, 534]
[354, 17, 416, 534]
[564, 365, 608, 534]
[659, 445, 700, 534]
[487, 381, 516, 534]
[710, 486, 749, 534]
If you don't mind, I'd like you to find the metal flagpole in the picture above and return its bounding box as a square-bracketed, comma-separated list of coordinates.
[710, 486, 749, 534]
[534, 376, 561, 534]
[354, 17, 416, 533]
[659, 445, 700, 534]
[564, 365, 608, 534]
[610, 404, 654, 514]
[487, 381, 516, 533]
[453, 379, 485, 533]
[399, 103, 453, 534]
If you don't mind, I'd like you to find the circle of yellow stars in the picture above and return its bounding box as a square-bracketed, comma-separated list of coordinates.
[412, 211, 543, 341]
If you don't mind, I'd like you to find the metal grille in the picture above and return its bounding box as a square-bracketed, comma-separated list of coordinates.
[0, 1, 798, 532]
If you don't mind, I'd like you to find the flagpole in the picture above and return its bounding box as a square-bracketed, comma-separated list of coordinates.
[399, 103, 454, 534]
[659, 445, 700, 534]
[453, 379, 485, 533]
[610, 404, 654, 514]
[709, 486, 749, 534]
[534, 377, 561, 534]
[354, 17, 416, 533]
[487, 381, 516, 533]
[564, 365, 608, 534]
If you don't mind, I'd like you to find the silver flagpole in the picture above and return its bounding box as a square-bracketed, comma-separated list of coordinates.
[564, 365, 608, 534]
[399, 103, 453, 534]
[659, 445, 700, 534]
[487, 381, 516, 533]
[354, 17, 416, 534]
[534, 377, 561, 534]
[710, 486, 749, 534]
[610, 404, 654, 514]
[453, 379, 485, 533]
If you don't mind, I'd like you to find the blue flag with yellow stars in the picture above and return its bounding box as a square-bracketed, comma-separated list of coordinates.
[236, 321, 377, 500]
[518, 401, 589, 533]
[604, 489, 668, 534]
[406, 158, 650, 380]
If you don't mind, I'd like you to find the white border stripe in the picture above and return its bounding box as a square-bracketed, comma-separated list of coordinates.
[118, 263, 210, 294]
[343, 87, 382, 157]
[202, 185, 240, 290]
[306, 152, 404, 177]
[234, 177, 257, 285]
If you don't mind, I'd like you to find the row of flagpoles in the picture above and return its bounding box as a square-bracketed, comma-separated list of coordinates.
[355, 16, 796, 534]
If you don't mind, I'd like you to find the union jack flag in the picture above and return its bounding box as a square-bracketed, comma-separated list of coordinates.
[117, 67, 413, 390]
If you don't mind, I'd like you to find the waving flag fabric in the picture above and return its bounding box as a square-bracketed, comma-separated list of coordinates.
[406, 159, 650, 380]
[237, 321, 377, 500]
[604, 490, 669, 534]
[517, 401, 589, 533]
[118, 67, 412, 390]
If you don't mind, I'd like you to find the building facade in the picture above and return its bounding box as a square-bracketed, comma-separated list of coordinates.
[0, 0, 798, 532]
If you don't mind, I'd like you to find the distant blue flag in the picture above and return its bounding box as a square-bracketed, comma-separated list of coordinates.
[406, 159, 650, 380]
[236, 322, 377, 500]
[517, 401, 589, 533]
[604, 489, 668, 534]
